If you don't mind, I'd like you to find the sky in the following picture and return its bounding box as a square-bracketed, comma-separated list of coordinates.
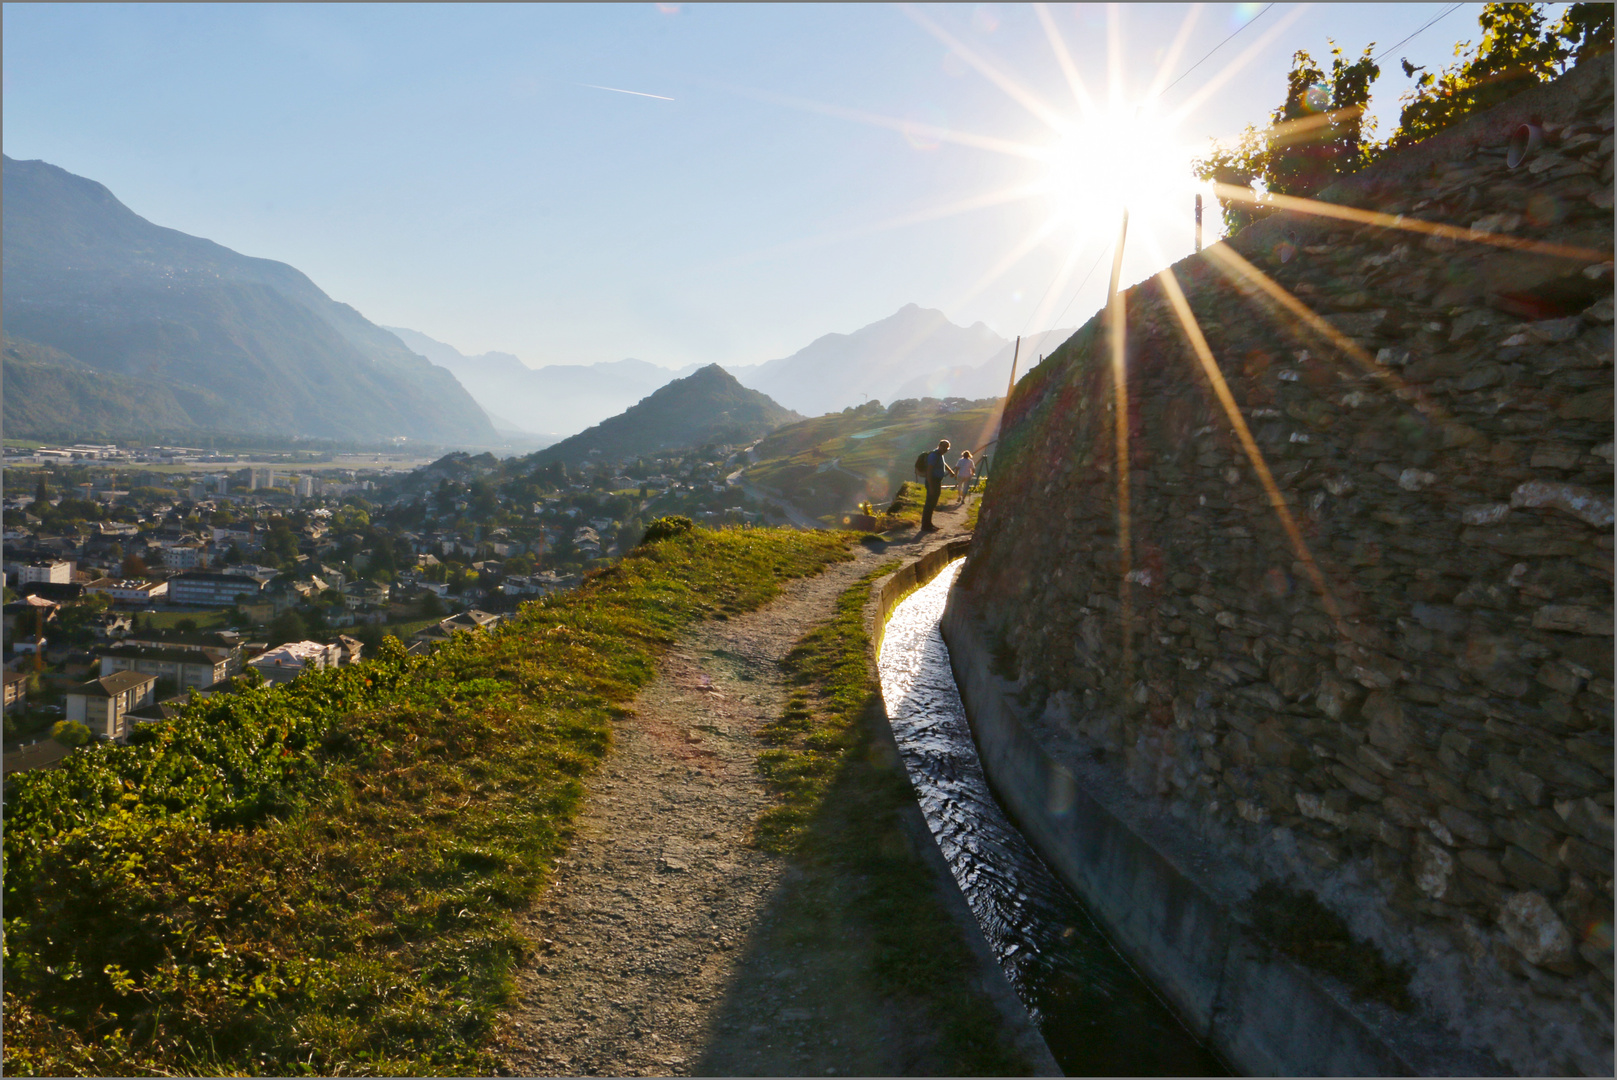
[2, 3, 1564, 370]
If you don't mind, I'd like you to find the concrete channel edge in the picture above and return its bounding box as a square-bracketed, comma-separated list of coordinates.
[939, 579, 1507, 1077]
[864, 540, 1064, 1078]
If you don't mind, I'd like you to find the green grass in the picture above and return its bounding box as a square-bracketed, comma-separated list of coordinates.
[382, 615, 444, 640]
[751, 564, 1029, 1075]
[884, 481, 926, 524]
[2, 526, 854, 1077]
[141, 608, 234, 631]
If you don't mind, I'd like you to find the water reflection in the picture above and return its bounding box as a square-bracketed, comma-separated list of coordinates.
[879, 560, 1225, 1077]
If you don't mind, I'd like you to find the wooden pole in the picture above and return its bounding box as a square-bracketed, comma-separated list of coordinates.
[1004, 334, 1021, 401]
[1195, 193, 1203, 252]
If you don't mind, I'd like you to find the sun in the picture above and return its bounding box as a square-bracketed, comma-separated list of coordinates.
[1038, 102, 1200, 236]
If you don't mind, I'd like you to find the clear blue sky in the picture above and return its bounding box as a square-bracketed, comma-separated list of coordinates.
[3, 4, 1553, 369]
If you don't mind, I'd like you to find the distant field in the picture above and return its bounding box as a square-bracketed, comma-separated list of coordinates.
[746, 401, 1001, 519]
[144, 608, 234, 631]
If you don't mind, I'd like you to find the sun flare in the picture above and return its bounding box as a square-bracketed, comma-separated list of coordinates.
[1039, 103, 1201, 238]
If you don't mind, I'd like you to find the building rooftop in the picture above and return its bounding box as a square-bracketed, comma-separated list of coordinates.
[73, 670, 158, 698]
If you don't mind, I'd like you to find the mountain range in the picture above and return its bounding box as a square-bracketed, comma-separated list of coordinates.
[383, 326, 697, 438]
[532, 364, 799, 466]
[2, 155, 495, 445]
[728, 304, 1006, 415]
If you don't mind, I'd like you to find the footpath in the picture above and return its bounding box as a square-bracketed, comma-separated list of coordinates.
[496, 497, 997, 1077]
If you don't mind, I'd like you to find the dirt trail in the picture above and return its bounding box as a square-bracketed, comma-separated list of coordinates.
[497, 501, 983, 1077]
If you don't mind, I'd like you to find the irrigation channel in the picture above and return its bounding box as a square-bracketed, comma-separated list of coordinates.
[878, 560, 1227, 1076]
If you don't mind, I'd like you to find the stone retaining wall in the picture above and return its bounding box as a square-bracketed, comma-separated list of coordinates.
[957, 56, 1613, 1075]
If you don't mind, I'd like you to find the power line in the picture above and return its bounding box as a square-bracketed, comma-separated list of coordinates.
[1047, 242, 1112, 334]
[1374, 3, 1466, 64]
[1157, 3, 1275, 98]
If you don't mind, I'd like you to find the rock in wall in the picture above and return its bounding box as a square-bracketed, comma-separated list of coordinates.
[960, 55, 1613, 1075]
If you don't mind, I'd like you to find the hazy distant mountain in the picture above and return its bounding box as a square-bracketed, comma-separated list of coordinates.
[889, 325, 1078, 400]
[728, 304, 1006, 415]
[383, 326, 697, 439]
[533, 364, 800, 466]
[2, 155, 495, 444]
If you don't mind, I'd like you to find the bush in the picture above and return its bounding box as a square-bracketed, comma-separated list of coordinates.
[640, 515, 695, 544]
[49, 720, 92, 747]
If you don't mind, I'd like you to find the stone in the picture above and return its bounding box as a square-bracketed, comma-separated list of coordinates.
[1537, 660, 1588, 696]
[1460, 503, 1512, 526]
[1555, 797, 1614, 850]
[1498, 891, 1576, 968]
[1457, 362, 1506, 391]
[1532, 605, 1615, 636]
[1460, 848, 1510, 884]
[1495, 817, 1562, 865]
[1296, 791, 1350, 828]
[1501, 845, 1564, 893]
[1414, 834, 1456, 898]
[1363, 691, 1412, 756]
[1529, 443, 1582, 469]
[1557, 836, 1610, 879]
[1411, 603, 1469, 634]
[1398, 468, 1438, 491]
[1510, 480, 1615, 527]
[1449, 309, 1501, 342]
[1327, 309, 1390, 337]
[1440, 804, 1495, 847]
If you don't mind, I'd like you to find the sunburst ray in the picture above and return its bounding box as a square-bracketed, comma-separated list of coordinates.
[900, 3, 1069, 132]
[1155, 264, 1346, 630]
[1168, 3, 1311, 124]
[1108, 209, 1135, 674]
[1032, 2, 1097, 116]
[1211, 182, 1611, 262]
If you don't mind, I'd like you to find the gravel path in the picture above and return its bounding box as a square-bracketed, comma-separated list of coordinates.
[497, 502, 980, 1077]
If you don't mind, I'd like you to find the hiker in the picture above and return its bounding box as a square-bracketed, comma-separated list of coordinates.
[954, 449, 976, 503]
[920, 439, 956, 532]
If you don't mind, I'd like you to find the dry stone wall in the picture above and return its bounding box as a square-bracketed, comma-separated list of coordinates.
[960, 57, 1613, 1074]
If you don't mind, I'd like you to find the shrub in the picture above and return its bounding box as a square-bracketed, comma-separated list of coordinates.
[640, 515, 695, 544]
[49, 720, 92, 747]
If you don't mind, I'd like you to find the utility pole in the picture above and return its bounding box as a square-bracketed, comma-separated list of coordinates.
[1194, 193, 1203, 252]
[1004, 335, 1021, 401]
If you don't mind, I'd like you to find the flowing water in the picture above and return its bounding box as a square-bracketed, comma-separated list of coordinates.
[878, 560, 1226, 1076]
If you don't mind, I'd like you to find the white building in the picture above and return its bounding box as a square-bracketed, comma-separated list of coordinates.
[18, 561, 72, 585]
[64, 671, 157, 742]
[84, 578, 170, 605]
[249, 640, 340, 684]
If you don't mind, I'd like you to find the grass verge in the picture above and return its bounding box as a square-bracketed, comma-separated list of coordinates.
[752, 564, 1029, 1075]
[3, 526, 853, 1077]
[884, 481, 926, 523]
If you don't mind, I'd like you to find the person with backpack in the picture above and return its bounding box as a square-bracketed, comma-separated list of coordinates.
[918, 439, 956, 532]
[954, 449, 976, 504]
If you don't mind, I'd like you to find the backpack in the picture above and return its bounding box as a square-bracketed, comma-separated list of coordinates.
[914, 452, 930, 477]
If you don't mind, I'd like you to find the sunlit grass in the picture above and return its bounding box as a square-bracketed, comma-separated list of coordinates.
[3, 526, 854, 1077]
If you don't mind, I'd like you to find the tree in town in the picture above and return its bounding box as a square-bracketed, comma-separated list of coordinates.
[50, 720, 92, 747]
[267, 610, 308, 647]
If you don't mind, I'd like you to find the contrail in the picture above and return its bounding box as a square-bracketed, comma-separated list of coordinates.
[581, 83, 673, 101]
